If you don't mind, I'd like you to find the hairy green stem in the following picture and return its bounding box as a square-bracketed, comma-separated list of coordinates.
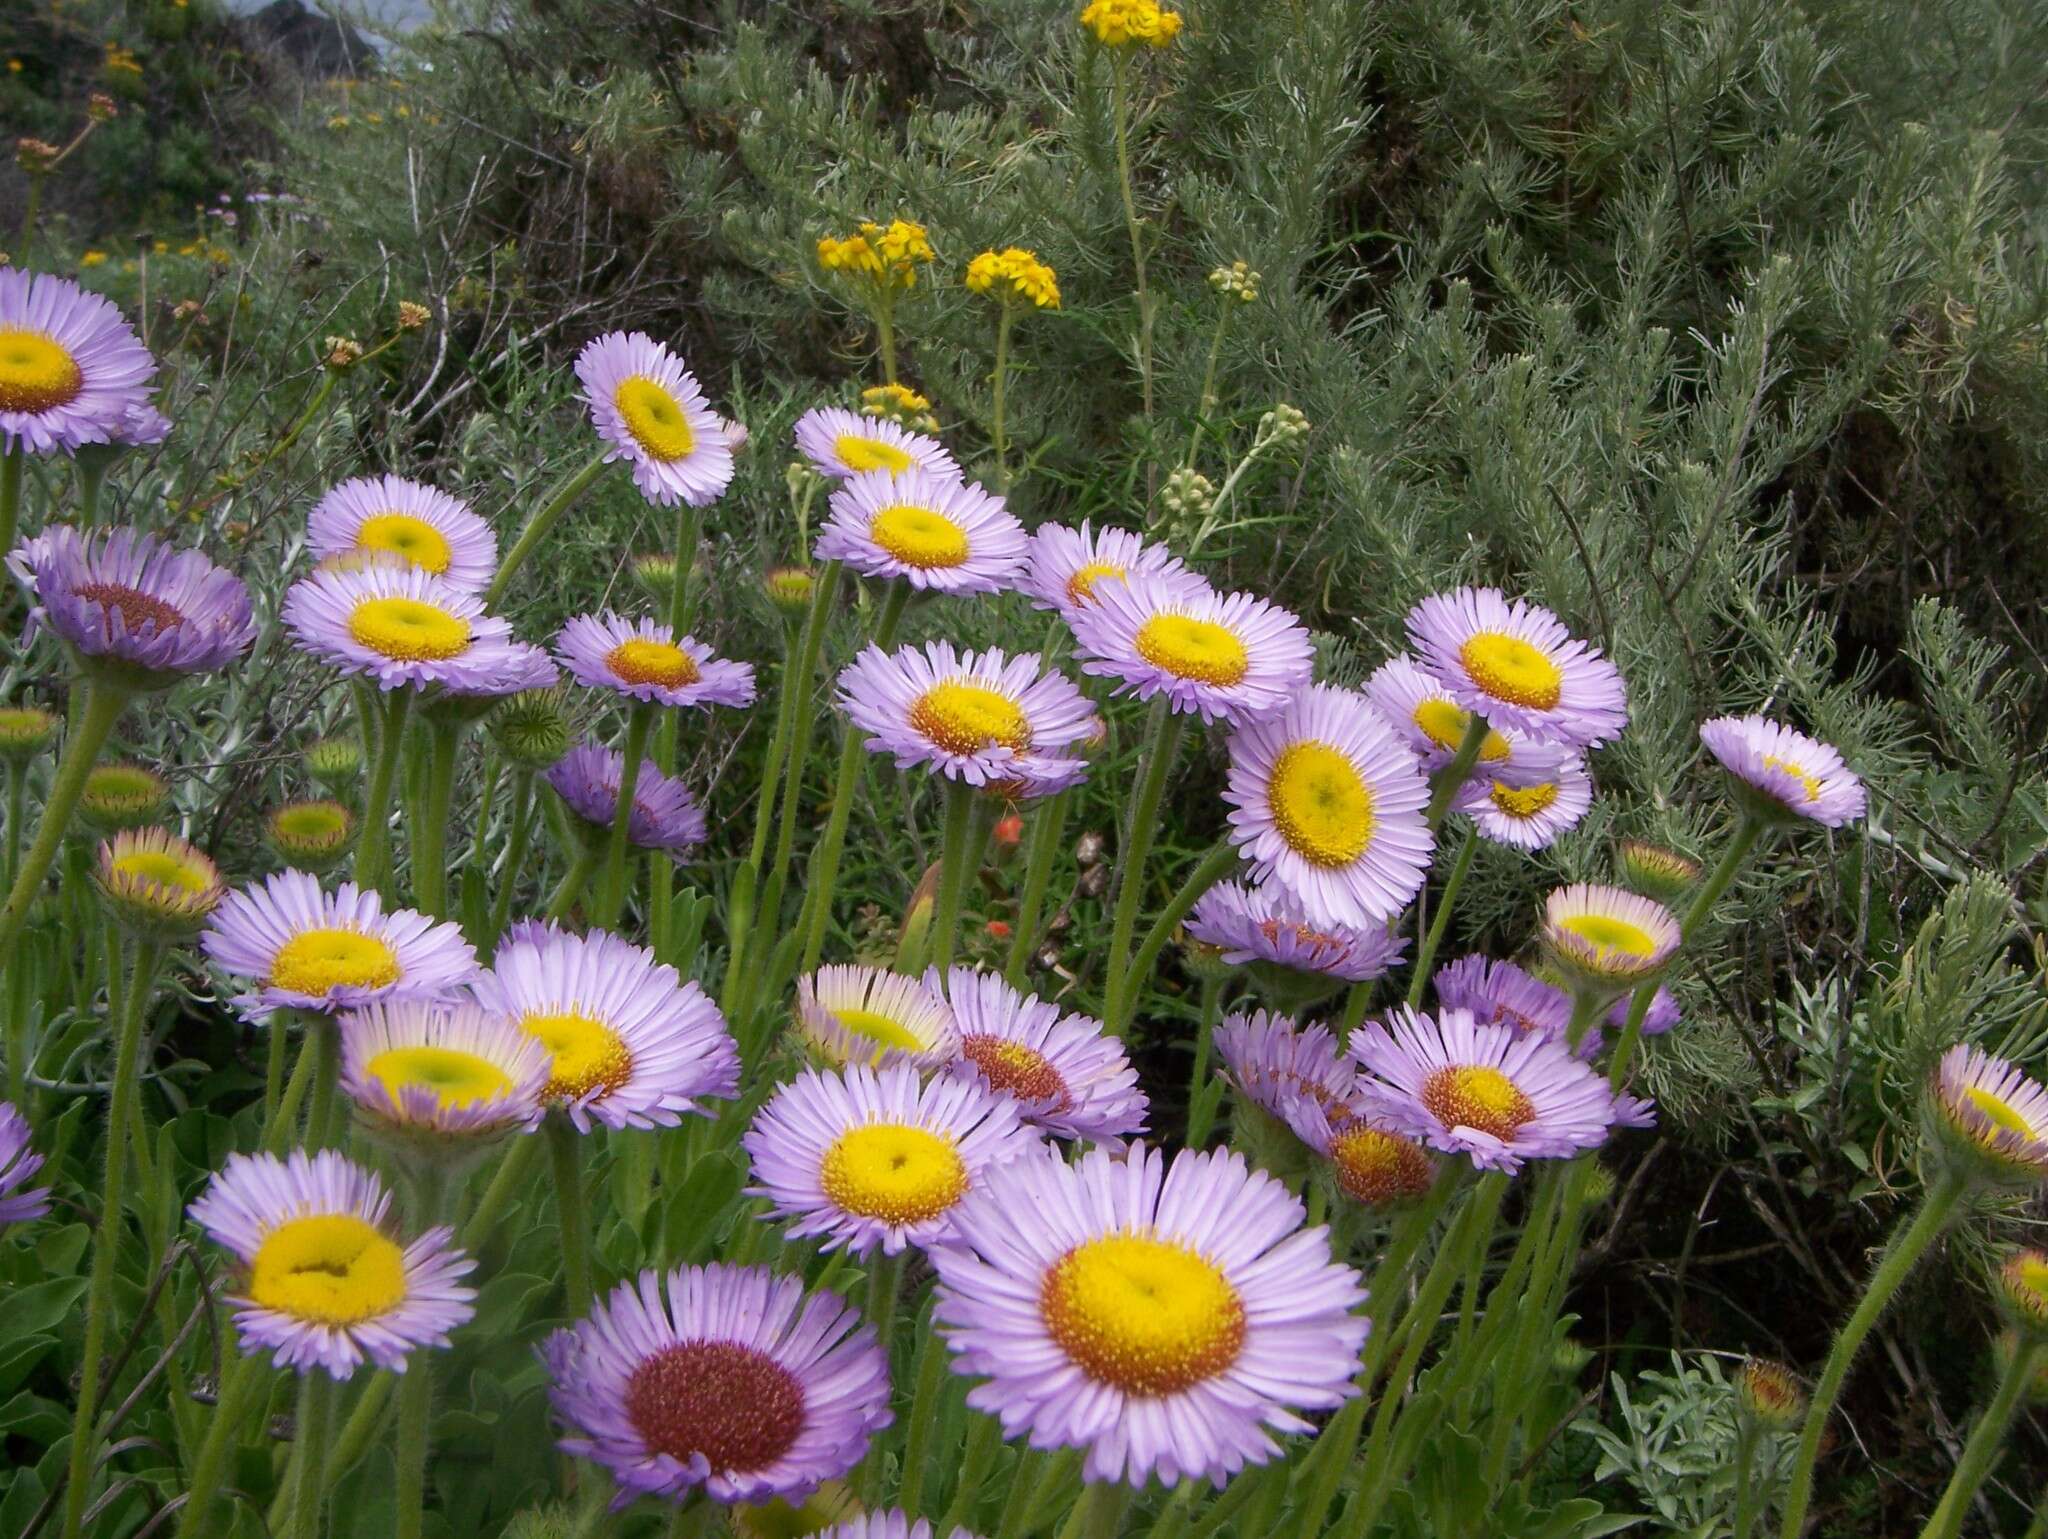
[1004, 789, 1070, 986]
[483, 453, 611, 608]
[304, 1013, 344, 1151]
[393, 1167, 450, 1539]
[1423, 713, 1490, 829]
[895, 1304, 949, 1518]
[289, 1370, 337, 1539]
[1102, 699, 1182, 1032]
[461, 1134, 542, 1251]
[486, 768, 537, 946]
[1406, 822, 1478, 1008]
[353, 687, 412, 900]
[594, 702, 655, 930]
[939, 1413, 1004, 1533]
[1732, 1418, 1764, 1539]
[0, 681, 129, 965]
[547, 1118, 594, 1319]
[0, 447, 23, 561]
[1917, 1335, 2043, 1539]
[1108, 53, 1156, 441]
[411, 720, 462, 917]
[172, 1355, 267, 1539]
[1116, 840, 1235, 1036]
[928, 781, 992, 977]
[991, 301, 1015, 483]
[1184, 973, 1226, 1147]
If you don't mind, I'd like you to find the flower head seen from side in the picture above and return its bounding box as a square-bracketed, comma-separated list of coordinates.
[1079, 0, 1183, 48]
[1997, 1249, 2048, 1338]
[338, 999, 549, 1140]
[0, 267, 157, 455]
[836, 641, 1095, 788]
[1453, 754, 1594, 851]
[1211, 1010, 1357, 1127]
[93, 827, 224, 938]
[576, 332, 735, 508]
[1364, 654, 1522, 779]
[1614, 840, 1702, 905]
[793, 406, 959, 482]
[1431, 954, 1572, 1046]
[816, 1516, 985, 1539]
[814, 468, 1024, 594]
[1017, 521, 1189, 623]
[1539, 883, 1681, 998]
[307, 475, 498, 592]
[1070, 572, 1313, 726]
[17, 525, 255, 688]
[542, 1262, 891, 1508]
[0, 704, 59, 763]
[1276, 1094, 1436, 1210]
[284, 563, 548, 694]
[469, 926, 739, 1132]
[265, 799, 358, 873]
[931, 1143, 1366, 1486]
[1734, 1359, 1808, 1432]
[556, 612, 757, 711]
[1349, 1007, 1621, 1172]
[0, 1102, 50, 1230]
[1405, 587, 1628, 749]
[964, 248, 1060, 309]
[546, 743, 707, 858]
[201, 870, 477, 1023]
[1608, 984, 1680, 1036]
[744, 1062, 1041, 1258]
[187, 1149, 475, 1378]
[1698, 714, 1867, 830]
[79, 761, 169, 832]
[1928, 1044, 2048, 1189]
[794, 965, 959, 1072]
[1185, 880, 1407, 987]
[938, 967, 1146, 1144]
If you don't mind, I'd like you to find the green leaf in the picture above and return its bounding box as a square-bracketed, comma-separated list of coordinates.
[0, 1278, 88, 1348]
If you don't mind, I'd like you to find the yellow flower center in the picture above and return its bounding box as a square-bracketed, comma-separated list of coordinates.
[248, 1214, 407, 1325]
[606, 638, 701, 690]
[834, 433, 912, 475]
[1488, 781, 1560, 820]
[1559, 913, 1659, 957]
[520, 1011, 634, 1103]
[112, 849, 210, 892]
[827, 1006, 927, 1062]
[1421, 1065, 1535, 1143]
[1266, 741, 1374, 867]
[1134, 615, 1249, 686]
[1065, 561, 1126, 605]
[1458, 633, 1563, 711]
[1966, 1086, 2040, 1141]
[270, 929, 401, 995]
[869, 504, 969, 569]
[615, 376, 696, 462]
[366, 1045, 514, 1110]
[1761, 753, 1823, 803]
[0, 328, 84, 414]
[960, 1035, 1069, 1109]
[909, 682, 1032, 756]
[818, 1122, 968, 1225]
[348, 597, 472, 662]
[1041, 1233, 1245, 1395]
[355, 513, 453, 575]
[1411, 698, 1511, 761]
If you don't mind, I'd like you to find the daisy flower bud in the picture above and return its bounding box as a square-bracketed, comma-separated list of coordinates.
[1615, 840, 1702, 904]
[264, 799, 357, 873]
[93, 828, 224, 938]
[1734, 1358, 1808, 1431]
[303, 734, 363, 789]
[1997, 1249, 2048, 1339]
[764, 565, 816, 617]
[630, 551, 678, 597]
[0, 705, 59, 764]
[488, 687, 573, 771]
[1159, 466, 1215, 519]
[79, 761, 170, 833]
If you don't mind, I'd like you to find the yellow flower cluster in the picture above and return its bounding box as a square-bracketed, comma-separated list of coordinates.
[102, 42, 143, 76]
[1079, 0, 1183, 48]
[80, 250, 107, 268]
[861, 384, 940, 434]
[816, 219, 936, 290]
[965, 247, 1061, 309]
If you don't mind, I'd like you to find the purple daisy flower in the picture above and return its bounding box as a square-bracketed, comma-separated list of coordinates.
[1610, 985, 1680, 1036]
[545, 742, 707, 857]
[0, 268, 157, 455]
[0, 1102, 50, 1230]
[1185, 880, 1407, 985]
[1069, 571, 1313, 726]
[930, 1142, 1368, 1486]
[16, 525, 255, 686]
[1929, 1044, 2048, 1187]
[575, 331, 735, 508]
[793, 405, 959, 481]
[794, 965, 959, 1071]
[468, 925, 739, 1132]
[541, 1262, 892, 1508]
[283, 563, 549, 694]
[743, 1062, 1043, 1258]
[1453, 754, 1594, 850]
[814, 467, 1025, 593]
[1363, 653, 1564, 789]
[836, 641, 1097, 788]
[1540, 883, 1681, 995]
[1699, 714, 1866, 829]
[1274, 1093, 1437, 1209]
[1405, 587, 1628, 749]
[110, 399, 171, 449]
[818, 1515, 986, 1539]
[307, 475, 498, 592]
[1432, 954, 1572, 1045]
[337, 999, 549, 1138]
[1348, 1006, 1620, 1172]
[937, 966, 1147, 1144]
[201, 871, 478, 1023]
[1017, 521, 1190, 622]
[1211, 1010, 1357, 1126]
[187, 1149, 476, 1378]
[555, 612, 757, 710]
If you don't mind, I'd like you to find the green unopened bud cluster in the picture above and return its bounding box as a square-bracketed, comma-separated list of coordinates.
[1161, 467, 1215, 520]
[1209, 260, 1261, 302]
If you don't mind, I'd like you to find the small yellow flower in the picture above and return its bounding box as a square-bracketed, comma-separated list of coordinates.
[860, 383, 940, 432]
[327, 114, 351, 131]
[102, 43, 143, 76]
[1080, 0, 1183, 48]
[396, 300, 430, 331]
[6, 59, 22, 74]
[965, 247, 1061, 309]
[80, 250, 107, 268]
[395, 104, 411, 119]
[324, 335, 364, 370]
[152, 239, 168, 255]
[206, 246, 231, 265]
[818, 219, 935, 290]
[364, 111, 384, 125]
[176, 241, 199, 257]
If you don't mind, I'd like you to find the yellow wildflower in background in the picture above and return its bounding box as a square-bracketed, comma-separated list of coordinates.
[965, 247, 1061, 309]
[80, 250, 107, 268]
[397, 300, 430, 331]
[861, 383, 940, 433]
[1080, 0, 1183, 48]
[817, 219, 935, 291]
[102, 42, 143, 76]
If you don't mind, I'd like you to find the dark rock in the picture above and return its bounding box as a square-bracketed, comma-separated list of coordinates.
[245, 0, 378, 78]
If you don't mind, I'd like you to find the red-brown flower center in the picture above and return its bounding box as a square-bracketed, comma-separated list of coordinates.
[73, 581, 186, 634]
[623, 1340, 807, 1473]
[961, 1035, 1070, 1110]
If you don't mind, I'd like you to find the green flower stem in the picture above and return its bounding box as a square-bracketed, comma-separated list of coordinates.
[939, 1412, 1005, 1533]
[483, 452, 611, 608]
[461, 1133, 541, 1250]
[1004, 789, 1071, 987]
[486, 768, 537, 948]
[3, 760, 25, 1106]
[0, 681, 130, 966]
[262, 1011, 290, 1126]
[799, 581, 911, 973]
[2024, 1478, 2048, 1539]
[1108, 51, 1156, 437]
[4, 760, 26, 892]
[1405, 822, 1478, 1009]
[546, 1117, 595, 1319]
[744, 624, 804, 875]
[1779, 1168, 1971, 1539]
[1423, 713, 1490, 829]
[411, 719, 462, 918]
[172, 1354, 268, 1539]
[304, 1014, 345, 1152]
[0, 447, 23, 565]
[393, 1167, 451, 1539]
[1116, 840, 1238, 1036]
[858, 1252, 909, 1506]
[876, 302, 900, 386]
[1184, 973, 1226, 1147]
[761, 564, 843, 877]
[990, 301, 1016, 484]
[1731, 1418, 1764, 1539]
[1066, 1482, 1133, 1539]
[77, 459, 106, 526]
[1102, 700, 1183, 1033]
[271, 1372, 393, 1529]
[544, 845, 600, 925]
[289, 1368, 337, 1539]
[60, 935, 163, 1539]
[354, 687, 412, 900]
[1918, 1336, 2043, 1539]
[1338, 976, 1377, 1033]
[928, 781, 994, 977]
[1185, 306, 1232, 468]
[594, 702, 656, 930]
[894, 1301, 950, 1518]
[263, 1019, 322, 1155]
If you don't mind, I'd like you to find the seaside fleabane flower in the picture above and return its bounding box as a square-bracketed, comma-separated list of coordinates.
[793, 405, 958, 482]
[1017, 520, 1189, 623]
[541, 1262, 892, 1508]
[1698, 714, 1867, 829]
[1927, 1044, 2048, 1189]
[575, 331, 735, 508]
[1349, 1006, 1623, 1172]
[1275, 1093, 1436, 1209]
[1186, 880, 1408, 987]
[468, 925, 740, 1132]
[938, 966, 1147, 1144]
[307, 474, 498, 592]
[0, 267, 157, 455]
[930, 1142, 1366, 1486]
[0, 1101, 50, 1230]
[836, 641, 1096, 787]
[817, 1515, 985, 1539]
[1405, 587, 1628, 749]
[92, 827, 224, 938]
[1453, 753, 1594, 851]
[187, 1149, 476, 1378]
[556, 612, 757, 711]
[1079, 0, 1183, 48]
[283, 563, 551, 694]
[1222, 683, 1432, 929]
[814, 467, 1025, 594]
[794, 965, 959, 1071]
[744, 1062, 1042, 1257]
[201, 870, 477, 1023]
[16, 525, 255, 689]
[545, 742, 707, 858]
[1211, 1010, 1357, 1127]
[1070, 571, 1314, 726]
[1539, 883, 1681, 998]
[338, 999, 549, 1139]
[1432, 954, 1571, 1045]
[964, 248, 1060, 309]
